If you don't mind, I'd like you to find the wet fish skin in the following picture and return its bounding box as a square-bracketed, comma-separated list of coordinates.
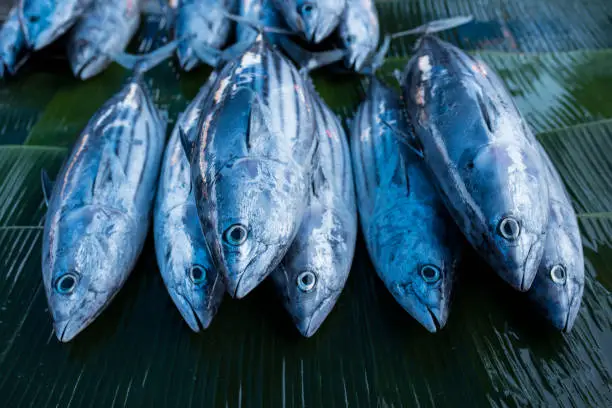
[0, 7, 28, 77]
[189, 36, 317, 299]
[154, 74, 224, 332]
[338, 0, 379, 72]
[402, 35, 549, 292]
[272, 0, 345, 43]
[19, 0, 94, 50]
[67, 0, 142, 80]
[528, 146, 584, 332]
[42, 75, 166, 342]
[351, 78, 461, 332]
[271, 86, 357, 337]
[175, 0, 235, 71]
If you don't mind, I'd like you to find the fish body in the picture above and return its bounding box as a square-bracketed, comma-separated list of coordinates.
[67, 0, 142, 79]
[0, 7, 28, 77]
[154, 74, 224, 332]
[19, 0, 94, 50]
[175, 0, 235, 70]
[272, 83, 356, 337]
[351, 78, 461, 332]
[272, 0, 345, 43]
[401, 35, 549, 292]
[337, 0, 379, 71]
[188, 35, 317, 299]
[528, 146, 584, 332]
[42, 74, 166, 342]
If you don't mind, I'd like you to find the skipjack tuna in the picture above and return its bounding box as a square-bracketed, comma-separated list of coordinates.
[19, 0, 94, 50]
[41, 42, 177, 342]
[528, 145, 584, 332]
[351, 78, 461, 332]
[401, 35, 549, 292]
[67, 0, 142, 79]
[272, 79, 357, 337]
[0, 7, 28, 78]
[337, 0, 379, 71]
[182, 34, 318, 299]
[154, 73, 225, 332]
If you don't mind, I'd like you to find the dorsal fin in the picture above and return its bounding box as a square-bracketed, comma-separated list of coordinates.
[41, 169, 54, 206]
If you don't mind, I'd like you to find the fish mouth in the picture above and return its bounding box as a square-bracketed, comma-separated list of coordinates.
[54, 318, 81, 343]
[74, 56, 105, 80]
[426, 308, 442, 333]
[172, 292, 213, 332]
[520, 239, 541, 291]
[295, 295, 337, 338]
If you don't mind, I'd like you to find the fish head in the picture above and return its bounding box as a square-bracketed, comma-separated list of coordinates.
[196, 157, 308, 299]
[459, 141, 548, 291]
[43, 206, 135, 342]
[272, 203, 355, 337]
[175, 5, 228, 71]
[20, 0, 78, 50]
[160, 205, 224, 332]
[274, 0, 344, 43]
[528, 202, 584, 332]
[369, 201, 459, 332]
[338, 5, 379, 71]
[67, 33, 110, 80]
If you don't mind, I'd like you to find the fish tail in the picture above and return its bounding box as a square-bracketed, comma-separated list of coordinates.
[390, 16, 474, 40]
[110, 39, 179, 76]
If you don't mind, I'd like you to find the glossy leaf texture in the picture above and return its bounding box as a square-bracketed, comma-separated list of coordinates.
[0, 1, 611, 407]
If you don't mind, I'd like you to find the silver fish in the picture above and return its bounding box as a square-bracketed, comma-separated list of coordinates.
[528, 145, 584, 332]
[175, 0, 235, 71]
[19, 0, 94, 50]
[272, 84, 357, 337]
[337, 0, 379, 72]
[272, 0, 345, 43]
[401, 36, 549, 292]
[186, 35, 317, 299]
[351, 78, 461, 332]
[67, 0, 142, 80]
[41, 46, 173, 342]
[0, 7, 28, 78]
[154, 73, 225, 332]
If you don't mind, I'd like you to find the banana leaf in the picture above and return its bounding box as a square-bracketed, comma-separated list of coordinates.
[0, 1, 611, 407]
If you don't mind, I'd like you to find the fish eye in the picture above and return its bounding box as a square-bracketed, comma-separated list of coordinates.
[299, 3, 314, 15]
[297, 271, 316, 292]
[345, 35, 356, 45]
[223, 224, 248, 246]
[550, 265, 567, 285]
[498, 216, 520, 241]
[28, 15, 40, 23]
[55, 273, 79, 295]
[189, 265, 207, 285]
[420, 265, 441, 284]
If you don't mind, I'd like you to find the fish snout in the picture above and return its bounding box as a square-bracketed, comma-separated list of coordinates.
[294, 295, 336, 338]
[225, 246, 281, 299]
[176, 44, 198, 71]
[54, 318, 82, 343]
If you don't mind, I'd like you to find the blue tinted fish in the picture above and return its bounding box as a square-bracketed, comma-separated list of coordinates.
[528, 146, 584, 332]
[337, 0, 379, 72]
[41, 45, 174, 342]
[351, 78, 462, 332]
[154, 73, 224, 332]
[175, 0, 235, 71]
[186, 35, 317, 299]
[19, 0, 94, 50]
[272, 82, 357, 337]
[0, 7, 28, 78]
[272, 0, 345, 43]
[67, 0, 142, 79]
[401, 36, 549, 291]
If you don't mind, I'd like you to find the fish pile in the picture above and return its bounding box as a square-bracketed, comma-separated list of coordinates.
[32, 3, 584, 342]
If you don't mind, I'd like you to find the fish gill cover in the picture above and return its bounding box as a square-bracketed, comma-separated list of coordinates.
[0, 0, 611, 406]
